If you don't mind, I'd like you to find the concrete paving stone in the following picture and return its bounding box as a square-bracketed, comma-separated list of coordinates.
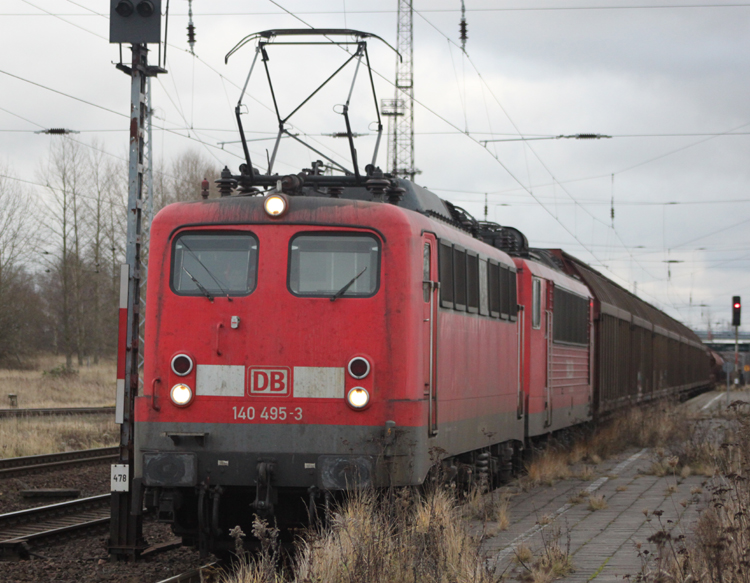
[479, 444, 711, 581]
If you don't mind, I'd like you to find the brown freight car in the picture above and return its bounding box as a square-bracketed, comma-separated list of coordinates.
[534, 249, 711, 417]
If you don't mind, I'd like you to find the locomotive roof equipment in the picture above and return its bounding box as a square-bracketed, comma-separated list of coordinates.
[224, 29, 399, 193]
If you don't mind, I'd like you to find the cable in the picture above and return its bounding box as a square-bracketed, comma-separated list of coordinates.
[19, 1, 750, 310]
[20, 0, 108, 41]
[410, 9, 750, 299]
[0, 68, 127, 120]
[411, 6, 683, 310]
[0, 65, 248, 161]
[63, 0, 105, 16]
[263, 1, 628, 287]
[672, 215, 750, 250]
[443, 196, 750, 207]
[156, 75, 225, 166]
[0, 172, 126, 206]
[615, 121, 750, 175]
[30, 5, 749, 16]
[413, 5, 750, 315]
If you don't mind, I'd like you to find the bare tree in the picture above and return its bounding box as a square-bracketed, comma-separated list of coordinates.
[38, 138, 88, 370]
[83, 142, 125, 362]
[0, 166, 37, 364]
[11, 144, 219, 369]
[154, 149, 221, 210]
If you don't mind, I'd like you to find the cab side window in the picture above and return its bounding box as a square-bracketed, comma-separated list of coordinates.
[532, 277, 542, 329]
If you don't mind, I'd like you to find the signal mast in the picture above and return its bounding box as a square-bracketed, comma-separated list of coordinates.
[108, 0, 166, 560]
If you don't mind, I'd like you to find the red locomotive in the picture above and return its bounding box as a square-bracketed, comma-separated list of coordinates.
[131, 29, 711, 555]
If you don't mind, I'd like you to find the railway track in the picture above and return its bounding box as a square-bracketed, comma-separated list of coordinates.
[0, 494, 110, 551]
[0, 406, 115, 418]
[155, 562, 221, 583]
[0, 447, 119, 479]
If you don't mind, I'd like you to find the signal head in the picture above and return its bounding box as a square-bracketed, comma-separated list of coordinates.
[110, 0, 162, 44]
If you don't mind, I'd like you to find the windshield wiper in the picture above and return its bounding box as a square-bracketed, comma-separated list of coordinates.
[181, 240, 232, 300]
[330, 267, 367, 302]
[183, 267, 214, 301]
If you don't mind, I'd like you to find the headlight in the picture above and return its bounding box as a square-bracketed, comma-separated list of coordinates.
[348, 357, 371, 379]
[264, 194, 288, 217]
[346, 387, 370, 409]
[170, 383, 193, 406]
[171, 354, 194, 376]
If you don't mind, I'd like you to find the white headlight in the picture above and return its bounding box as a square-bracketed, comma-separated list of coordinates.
[170, 383, 193, 406]
[264, 194, 288, 217]
[347, 387, 370, 409]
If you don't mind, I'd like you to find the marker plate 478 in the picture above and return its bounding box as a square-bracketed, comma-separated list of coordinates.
[111, 464, 129, 492]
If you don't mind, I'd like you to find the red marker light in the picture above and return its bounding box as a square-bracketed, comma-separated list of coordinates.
[735, 302, 741, 309]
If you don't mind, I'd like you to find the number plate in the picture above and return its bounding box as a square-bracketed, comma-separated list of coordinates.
[232, 405, 303, 422]
[111, 464, 129, 492]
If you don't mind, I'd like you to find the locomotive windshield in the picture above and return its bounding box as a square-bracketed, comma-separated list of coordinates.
[288, 233, 380, 298]
[171, 232, 258, 296]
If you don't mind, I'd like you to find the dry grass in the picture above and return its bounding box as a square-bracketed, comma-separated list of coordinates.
[636, 400, 750, 583]
[514, 543, 534, 565]
[587, 494, 608, 511]
[646, 460, 669, 477]
[0, 356, 116, 408]
[524, 401, 706, 488]
[525, 451, 571, 486]
[576, 465, 595, 481]
[569, 489, 589, 505]
[537, 513, 553, 526]
[464, 487, 511, 530]
[524, 545, 573, 583]
[0, 414, 118, 458]
[517, 525, 574, 583]
[224, 487, 500, 583]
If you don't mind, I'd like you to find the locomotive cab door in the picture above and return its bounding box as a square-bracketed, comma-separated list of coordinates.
[423, 234, 439, 436]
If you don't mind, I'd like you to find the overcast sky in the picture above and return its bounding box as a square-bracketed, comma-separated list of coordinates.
[2, 0, 750, 331]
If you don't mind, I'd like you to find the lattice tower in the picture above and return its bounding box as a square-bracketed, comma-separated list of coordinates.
[386, 0, 416, 180]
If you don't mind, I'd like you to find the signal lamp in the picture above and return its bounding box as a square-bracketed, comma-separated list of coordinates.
[115, 0, 134, 16]
[348, 357, 371, 379]
[171, 354, 194, 376]
[170, 383, 193, 406]
[733, 295, 741, 327]
[346, 387, 370, 410]
[264, 194, 288, 218]
[109, 0, 161, 44]
[136, 0, 155, 17]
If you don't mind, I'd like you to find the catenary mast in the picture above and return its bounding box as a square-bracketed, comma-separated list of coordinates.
[384, 0, 417, 180]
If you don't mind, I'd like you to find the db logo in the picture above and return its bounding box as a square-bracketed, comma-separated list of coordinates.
[248, 367, 290, 396]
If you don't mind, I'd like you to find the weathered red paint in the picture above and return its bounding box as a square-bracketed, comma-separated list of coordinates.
[137, 197, 522, 440]
[515, 256, 593, 434]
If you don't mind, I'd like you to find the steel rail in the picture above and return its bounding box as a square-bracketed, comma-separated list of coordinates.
[154, 562, 220, 583]
[0, 406, 115, 418]
[0, 447, 118, 478]
[0, 494, 111, 546]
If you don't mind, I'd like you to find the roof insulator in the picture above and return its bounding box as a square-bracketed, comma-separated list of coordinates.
[36, 128, 80, 135]
[459, 0, 468, 51]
